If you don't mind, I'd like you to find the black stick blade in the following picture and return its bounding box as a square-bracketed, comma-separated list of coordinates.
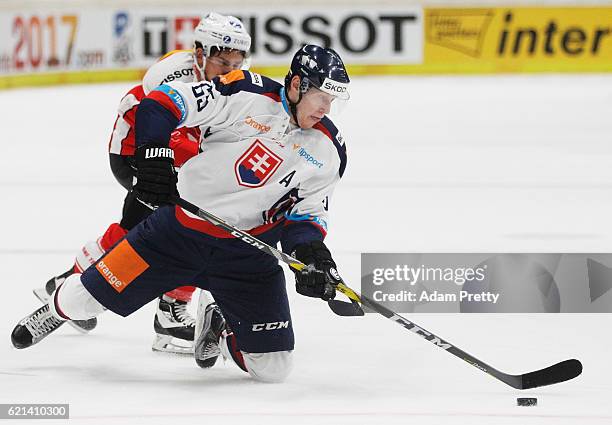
[520, 359, 582, 389]
[328, 299, 364, 316]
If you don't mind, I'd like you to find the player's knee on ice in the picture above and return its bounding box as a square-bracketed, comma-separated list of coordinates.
[243, 351, 293, 383]
[50, 274, 106, 320]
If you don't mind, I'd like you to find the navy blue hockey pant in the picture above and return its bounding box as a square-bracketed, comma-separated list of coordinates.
[81, 205, 294, 353]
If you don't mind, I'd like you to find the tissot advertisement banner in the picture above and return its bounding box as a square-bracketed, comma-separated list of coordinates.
[0, 6, 423, 76]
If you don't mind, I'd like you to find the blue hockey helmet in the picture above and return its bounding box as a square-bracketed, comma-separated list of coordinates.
[285, 45, 350, 101]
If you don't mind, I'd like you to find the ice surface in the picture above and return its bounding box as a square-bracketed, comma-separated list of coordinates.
[1, 75, 611, 424]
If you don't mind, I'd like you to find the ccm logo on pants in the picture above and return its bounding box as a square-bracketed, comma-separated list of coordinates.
[252, 321, 290, 332]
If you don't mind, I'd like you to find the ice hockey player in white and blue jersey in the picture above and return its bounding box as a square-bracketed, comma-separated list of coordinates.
[12, 45, 350, 383]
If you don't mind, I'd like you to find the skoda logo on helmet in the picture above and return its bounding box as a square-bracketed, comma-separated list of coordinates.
[223, 35, 232, 44]
[321, 78, 350, 99]
[324, 81, 347, 93]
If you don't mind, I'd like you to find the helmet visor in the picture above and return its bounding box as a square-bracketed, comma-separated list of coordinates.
[302, 82, 349, 118]
[206, 55, 245, 71]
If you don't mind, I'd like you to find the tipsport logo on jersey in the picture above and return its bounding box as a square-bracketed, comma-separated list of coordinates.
[293, 144, 324, 169]
[235, 140, 283, 188]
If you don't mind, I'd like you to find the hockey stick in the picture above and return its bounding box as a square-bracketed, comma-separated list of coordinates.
[173, 196, 583, 390]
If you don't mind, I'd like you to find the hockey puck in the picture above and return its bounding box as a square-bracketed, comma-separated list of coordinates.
[517, 397, 537, 406]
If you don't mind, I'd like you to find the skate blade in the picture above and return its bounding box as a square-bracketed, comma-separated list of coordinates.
[32, 288, 96, 334]
[195, 349, 220, 368]
[152, 334, 194, 355]
[196, 354, 219, 368]
[32, 288, 50, 304]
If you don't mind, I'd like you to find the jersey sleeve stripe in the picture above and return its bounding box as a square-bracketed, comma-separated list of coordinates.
[108, 86, 144, 156]
[213, 71, 283, 100]
[263, 92, 281, 102]
[218, 70, 246, 84]
[149, 86, 186, 122]
[284, 212, 328, 234]
[286, 220, 327, 238]
[120, 127, 135, 156]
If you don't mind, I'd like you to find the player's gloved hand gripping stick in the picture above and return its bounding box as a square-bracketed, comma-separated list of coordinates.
[173, 196, 583, 390]
[134, 144, 178, 206]
[292, 240, 342, 302]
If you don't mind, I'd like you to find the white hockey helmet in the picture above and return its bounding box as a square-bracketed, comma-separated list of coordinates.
[193, 13, 251, 67]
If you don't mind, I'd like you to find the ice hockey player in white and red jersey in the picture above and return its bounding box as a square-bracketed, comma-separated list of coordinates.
[13, 44, 350, 383]
[31, 12, 252, 356]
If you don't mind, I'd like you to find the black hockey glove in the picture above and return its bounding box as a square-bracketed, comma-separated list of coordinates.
[292, 240, 342, 301]
[133, 144, 177, 207]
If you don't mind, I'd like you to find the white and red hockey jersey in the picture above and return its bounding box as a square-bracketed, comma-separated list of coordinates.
[138, 70, 347, 243]
[108, 50, 200, 166]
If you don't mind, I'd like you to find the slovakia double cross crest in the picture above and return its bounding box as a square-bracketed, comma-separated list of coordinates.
[235, 140, 283, 187]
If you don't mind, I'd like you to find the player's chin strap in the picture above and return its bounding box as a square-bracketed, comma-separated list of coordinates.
[281, 87, 300, 128]
[281, 79, 309, 129]
[192, 49, 206, 82]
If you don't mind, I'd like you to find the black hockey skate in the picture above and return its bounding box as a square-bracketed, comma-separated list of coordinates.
[11, 304, 65, 349]
[152, 295, 196, 355]
[194, 302, 226, 369]
[32, 268, 97, 333]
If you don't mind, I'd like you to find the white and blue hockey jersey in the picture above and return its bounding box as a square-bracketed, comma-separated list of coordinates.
[137, 70, 347, 249]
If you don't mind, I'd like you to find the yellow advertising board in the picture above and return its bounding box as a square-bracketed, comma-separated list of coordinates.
[424, 7, 612, 73]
